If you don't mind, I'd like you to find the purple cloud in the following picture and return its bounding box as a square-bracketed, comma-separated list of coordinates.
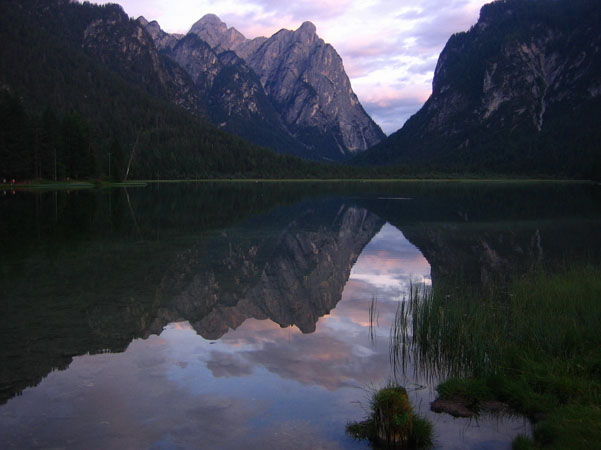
[88, 0, 489, 134]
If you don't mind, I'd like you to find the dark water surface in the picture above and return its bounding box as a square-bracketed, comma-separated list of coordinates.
[1, 181, 600, 449]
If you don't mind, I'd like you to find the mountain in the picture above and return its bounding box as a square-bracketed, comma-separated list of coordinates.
[355, 0, 601, 179]
[188, 14, 266, 60]
[245, 21, 384, 159]
[142, 14, 385, 160]
[0, 0, 326, 180]
[167, 31, 310, 157]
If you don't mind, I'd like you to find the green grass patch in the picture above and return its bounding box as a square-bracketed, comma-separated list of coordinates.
[346, 385, 433, 449]
[1, 181, 96, 190]
[0, 179, 148, 191]
[402, 267, 601, 449]
[99, 181, 148, 187]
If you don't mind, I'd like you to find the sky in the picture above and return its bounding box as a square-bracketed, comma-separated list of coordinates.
[88, 0, 491, 135]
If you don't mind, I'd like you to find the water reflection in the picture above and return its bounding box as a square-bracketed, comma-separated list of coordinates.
[349, 223, 431, 294]
[152, 201, 384, 339]
[2, 182, 601, 448]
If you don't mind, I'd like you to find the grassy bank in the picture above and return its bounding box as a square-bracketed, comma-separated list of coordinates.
[404, 267, 601, 449]
[0, 180, 147, 190]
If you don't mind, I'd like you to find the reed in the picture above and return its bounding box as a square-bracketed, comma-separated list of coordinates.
[369, 296, 378, 343]
[395, 266, 601, 449]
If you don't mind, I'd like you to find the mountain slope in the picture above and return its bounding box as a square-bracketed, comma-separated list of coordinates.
[0, 0, 320, 180]
[165, 31, 309, 157]
[152, 14, 385, 160]
[246, 21, 385, 160]
[356, 0, 601, 178]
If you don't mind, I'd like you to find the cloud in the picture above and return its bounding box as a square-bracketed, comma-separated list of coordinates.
[87, 0, 489, 132]
[198, 315, 386, 391]
[1, 333, 261, 450]
[206, 351, 255, 377]
[242, 334, 381, 390]
[359, 89, 430, 135]
[244, 0, 354, 22]
[348, 224, 431, 290]
[407, 58, 438, 75]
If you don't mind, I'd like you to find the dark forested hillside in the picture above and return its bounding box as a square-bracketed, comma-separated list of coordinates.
[355, 0, 601, 179]
[0, 0, 327, 180]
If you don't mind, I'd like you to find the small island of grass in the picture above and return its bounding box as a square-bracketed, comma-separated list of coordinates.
[346, 385, 433, 449]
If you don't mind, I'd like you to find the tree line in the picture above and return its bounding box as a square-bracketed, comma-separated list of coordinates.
[0, 93, 108, 182]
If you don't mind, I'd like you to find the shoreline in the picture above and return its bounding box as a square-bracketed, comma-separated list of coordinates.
[1, 178, 595, 191]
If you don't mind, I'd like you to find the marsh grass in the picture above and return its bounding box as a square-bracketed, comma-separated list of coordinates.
[346, 384, 433, 449]
[369, 297, 379, 343]
[398, 267, 601, 449]
[0, 180, 147, 190]
[390, 301, 410, 379]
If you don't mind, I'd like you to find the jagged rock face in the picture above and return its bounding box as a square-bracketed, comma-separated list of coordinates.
[211, 51, 277, 121]
[189, 14, 268, 62]
[148, 14, 384, 160]
[425, 2, 595, 138]
[170, 35, 268, 119]
[167, 33, 304, 153]
[83, 7, 167, 91]
[247, 22, 385, 157]
[138, 16, 181, 52]
[80, 5, 205, 116]
[189, 14, 246, 55]
[170, 34, 220, 91]
[358, 0, 601, 178]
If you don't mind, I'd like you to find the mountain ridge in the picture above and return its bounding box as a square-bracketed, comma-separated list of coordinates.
[141, 13, 385, 160]
[354, 0, 601, 178]
[0, 0, 329, 181]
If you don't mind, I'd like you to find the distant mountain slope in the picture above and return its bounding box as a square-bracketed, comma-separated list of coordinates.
[163, 29, 310, 157]
[355, 0, 601, 178]
[245, 21, 385, 159]
[0, 0, 320, 180]
[144, 14, 385, 161]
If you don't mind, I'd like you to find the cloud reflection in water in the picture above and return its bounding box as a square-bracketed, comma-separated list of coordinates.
[0, 222, 529, 449]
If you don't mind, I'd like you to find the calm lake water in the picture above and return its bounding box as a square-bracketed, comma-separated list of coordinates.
[1, 181, 600, 449]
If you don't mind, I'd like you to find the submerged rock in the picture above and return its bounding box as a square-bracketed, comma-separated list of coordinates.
[430, 398, 474, 418]
[431, 397, 511, 418]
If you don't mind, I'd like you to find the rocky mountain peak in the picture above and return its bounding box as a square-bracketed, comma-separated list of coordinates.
[189, 14, 247, 52]
[144, 20, 161, 35]
[142, 11, 384, 159]
[296, 21, 317, 41]
[190, 14, 227, 33]
[246, 20, 384, 156]
[138, 17, 181, 52]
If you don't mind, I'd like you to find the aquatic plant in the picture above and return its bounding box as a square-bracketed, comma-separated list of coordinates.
[346, 385, 433, 449]
[395, 266, 601, 450]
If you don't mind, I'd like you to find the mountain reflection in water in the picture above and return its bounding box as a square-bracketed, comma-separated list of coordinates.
[2, 182, 600, 449]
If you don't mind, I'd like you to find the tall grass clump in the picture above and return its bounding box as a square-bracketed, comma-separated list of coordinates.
[400, 266, 601, 450]
[346, 384, 433, 449]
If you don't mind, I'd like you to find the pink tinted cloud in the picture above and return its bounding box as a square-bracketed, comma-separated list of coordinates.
[363, 89, 429, 109]
[88, 0, 489, 132]
[255, 0, 353, 21]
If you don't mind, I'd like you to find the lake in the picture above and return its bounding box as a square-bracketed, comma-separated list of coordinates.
[1, 181, 600, 449]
